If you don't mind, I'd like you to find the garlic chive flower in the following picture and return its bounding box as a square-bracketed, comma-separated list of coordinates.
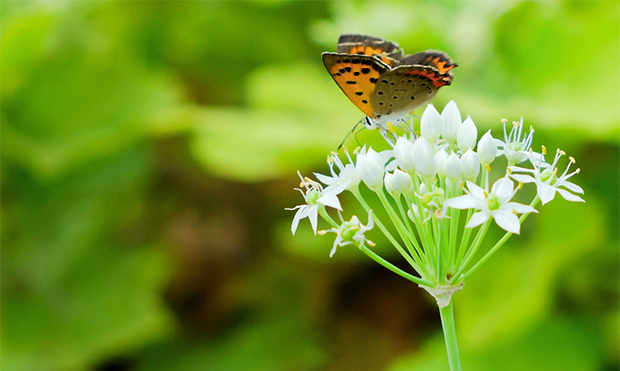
[357, 147, 392, 192]
[441, 100, 462, 143]
[460, 149, 480, 181]
[319, 211, 375, 257]
[444, 177, 537, 234]
[478, 130, 498, 166]
[510, 148, 585, 205]
[288, 101, 582, 314]
[287, 172, 348, 235]
[385, 169, 413, 198]
[315, 150, 360, 193]
[421, 103, 442, 142]
[457, 115, 478, 152]
[498, 117, 542, 166]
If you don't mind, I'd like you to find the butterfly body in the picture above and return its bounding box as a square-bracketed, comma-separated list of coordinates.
[322, 34, 457, 129]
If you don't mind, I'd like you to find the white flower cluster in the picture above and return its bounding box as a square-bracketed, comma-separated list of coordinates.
[288, 101, 584, 297]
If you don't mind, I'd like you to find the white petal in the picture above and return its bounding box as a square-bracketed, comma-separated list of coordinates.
[492, 210, 520, 234]
[537, 183, 556, 205]
[466, 211, 489, 228]
[466, 181, 486, 199]
[492, 177, 514, 198]
[308, 206, 319, 234]
[557, 180, 584, 194]
[318, 193, 342, 210]
[509, 166, 535, 174]
[291, 206, 309, 235]
[329, 243, 338, 257]
[510, 174, 536, 184]
[445, 194, 479, 209]
[557, 188, 585, 202]
[315, 173, 337, 185]
[505, 202, 538, 214]
[329, 181, 350, 196]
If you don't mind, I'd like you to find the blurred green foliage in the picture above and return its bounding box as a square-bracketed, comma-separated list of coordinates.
[1, 1, 618, 371]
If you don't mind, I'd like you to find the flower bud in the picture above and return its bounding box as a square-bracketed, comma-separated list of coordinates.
[457, 115, 478, 152]
[434, 149, 449, 178]
[393, 137, 416, 173]
[461, 149, 480, 181]
[356, 148, 386, 192]
[385, 169, 412, 198]
[412, 137, 436, 180]
[441, 100, 462, 142]
[477, 130, 497, 166]
[444, 152, 462, 182]
[421, 104, 442, 142]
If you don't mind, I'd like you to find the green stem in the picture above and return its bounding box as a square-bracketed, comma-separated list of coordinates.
[352, 190, 419, 269]
[360, 245, 433, 286]
[451, 220, 491, 282]
[439, 302, 462, 371]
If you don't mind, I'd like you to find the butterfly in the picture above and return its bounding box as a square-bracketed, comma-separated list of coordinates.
[322, 34, 457, 134]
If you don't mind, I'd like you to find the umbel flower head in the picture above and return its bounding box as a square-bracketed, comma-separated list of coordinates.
[288, 101, 584, 307]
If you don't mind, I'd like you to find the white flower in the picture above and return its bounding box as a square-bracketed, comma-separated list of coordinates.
[460, 149, 480, 181]
[316, 150, 360, 192]
[287, 172, 349, 235]
[421, 104, 442, 142]
[444, 152, 462, 182]
[457, 115, 478, 152]
[444, 177, 538, 234]
[393, 136, 416, 173]
[510, 148, 584, 205]
[477, 130, 498, 166]
[385, 169, 413, 198]
[319, 211, 375, 257]
[497, 117, 542, 166]
[441, 100, 462, 142]
[412, 137, 436, 180]
[357, 147, 391, 192]
[434, 149, 449, 178]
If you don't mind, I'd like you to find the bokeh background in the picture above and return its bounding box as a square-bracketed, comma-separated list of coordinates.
[2, 1, 619, 370]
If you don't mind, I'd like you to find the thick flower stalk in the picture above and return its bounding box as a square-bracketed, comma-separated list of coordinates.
[288, 101, 584, 371]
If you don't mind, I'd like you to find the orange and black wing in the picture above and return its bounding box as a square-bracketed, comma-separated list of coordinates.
[400, 50, 457, 83]
[322, 53, 390, 117]
[336, 34, 403, 67]
[370, 65, 449, 116]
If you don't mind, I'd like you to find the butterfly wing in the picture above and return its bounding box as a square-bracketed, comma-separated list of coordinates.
[336, 34, 403, 67]
[322, 52, 390, 117]
[370, 65, 449, 117]
[400, 50, 457, 82]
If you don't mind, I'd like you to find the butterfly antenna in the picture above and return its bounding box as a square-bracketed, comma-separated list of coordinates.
[338, 118, 365, 150]
[353, 124, 367, 148]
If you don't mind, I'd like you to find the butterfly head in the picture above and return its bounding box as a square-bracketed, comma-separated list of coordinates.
[364, 116, 379, 130]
